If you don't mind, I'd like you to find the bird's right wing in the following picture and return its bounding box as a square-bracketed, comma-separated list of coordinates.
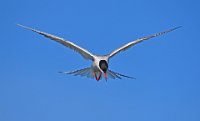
[17, 24, 95, 61]
[108, 26, 181, 59]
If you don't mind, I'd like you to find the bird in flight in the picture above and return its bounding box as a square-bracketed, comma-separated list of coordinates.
[17, 24, 180, 81]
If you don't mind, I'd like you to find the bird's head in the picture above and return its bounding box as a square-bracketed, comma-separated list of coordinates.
[99, 60, 108, 78]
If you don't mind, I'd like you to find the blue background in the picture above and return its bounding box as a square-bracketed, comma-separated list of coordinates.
[1, 0, 200, 121]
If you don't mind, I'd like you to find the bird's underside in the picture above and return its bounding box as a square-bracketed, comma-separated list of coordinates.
[17, 24, 181, 81]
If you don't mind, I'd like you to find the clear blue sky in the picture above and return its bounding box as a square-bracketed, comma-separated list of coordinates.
[1, 0, 200, 121]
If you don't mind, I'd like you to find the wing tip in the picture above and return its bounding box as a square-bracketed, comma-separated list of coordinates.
[172, 26, 182, 31]
[16, 24, 34, 31]
[16, 23, 26, 28]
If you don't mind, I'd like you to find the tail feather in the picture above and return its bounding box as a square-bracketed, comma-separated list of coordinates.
[59, 68, 135, 80]
[107, 70, 135, 79]
[60, 67, 94, 79]
[107, 70, 122, 79]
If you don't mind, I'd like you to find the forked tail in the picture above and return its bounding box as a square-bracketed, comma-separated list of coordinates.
[59, 68, 135, 80]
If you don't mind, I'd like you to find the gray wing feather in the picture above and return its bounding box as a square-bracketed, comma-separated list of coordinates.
[108, 26, 181, 58]
[17, 24, 94, 61]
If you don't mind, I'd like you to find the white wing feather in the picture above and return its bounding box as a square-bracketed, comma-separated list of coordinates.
[108, 26, 181, 58]
[17, 24, 95, 61]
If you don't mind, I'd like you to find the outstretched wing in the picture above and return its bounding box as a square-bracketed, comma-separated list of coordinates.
[60, 67, 94, 79]
[108, 26, 181, 59]
[107, 70, 135, 79]
[17, 24, 95, 61]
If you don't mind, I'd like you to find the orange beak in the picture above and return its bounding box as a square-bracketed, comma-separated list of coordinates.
[104, 72, 107, 81]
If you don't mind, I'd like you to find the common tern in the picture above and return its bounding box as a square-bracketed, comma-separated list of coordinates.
[17, 24, 180, 81]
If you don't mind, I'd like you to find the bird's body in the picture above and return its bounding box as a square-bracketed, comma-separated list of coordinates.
[93, 56, 109, 80]
[17, 24, 180, 81]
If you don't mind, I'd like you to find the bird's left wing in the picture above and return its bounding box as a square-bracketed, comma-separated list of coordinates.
[17, 24, 95, 61]
[108, 26, 181, 59]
